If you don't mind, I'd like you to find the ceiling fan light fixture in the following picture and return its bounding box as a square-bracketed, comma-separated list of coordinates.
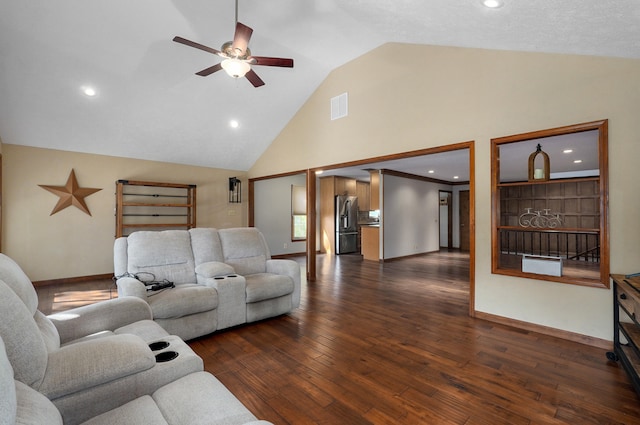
[221, 58, 251, 78]
[482, 0, 504, 8]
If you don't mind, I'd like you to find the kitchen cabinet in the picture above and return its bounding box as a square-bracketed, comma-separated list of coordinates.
[608, 274, 640, 395]
[356, 181, 370, 211]
[361, 225, 380, 261]
[369, 170, 380, 210]
[335, 176, 356, 196]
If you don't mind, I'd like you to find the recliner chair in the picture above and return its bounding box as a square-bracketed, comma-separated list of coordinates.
[217, 227, 301, 323]
[114, 227, 302, 340]
[0, 335, 273, 425]
[114, 229, 223, 340]
[0, 254, 203, 425]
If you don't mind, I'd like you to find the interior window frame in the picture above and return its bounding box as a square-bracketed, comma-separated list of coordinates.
[490, 119, 609, 289]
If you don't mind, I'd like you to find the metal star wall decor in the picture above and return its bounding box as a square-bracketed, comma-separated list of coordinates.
[39, 169, 102, 216]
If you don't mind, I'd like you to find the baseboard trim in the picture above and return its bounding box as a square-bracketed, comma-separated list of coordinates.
[382, 250, 439, 262]
[272, 252, 306, 259]
[474, 310, 612, 350]
[33, 273, 113, 287]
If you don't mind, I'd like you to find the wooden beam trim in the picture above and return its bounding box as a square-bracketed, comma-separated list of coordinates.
[474, 310, 612, 350]
[380, 168, 469, 185]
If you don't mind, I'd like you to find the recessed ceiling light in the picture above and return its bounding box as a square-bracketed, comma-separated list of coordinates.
[573, 159, 583, 164]
[482, 0, 504, 8]
[563, 149, 573, 154]
[81, 86, 96, 97]
[453, 176, 460, 179]
[315, 170, 323, 175]
[428, 170, 435, 174]
[229, 120, 239, 128]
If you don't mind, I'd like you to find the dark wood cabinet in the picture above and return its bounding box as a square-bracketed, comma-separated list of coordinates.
[609, 274, 640, 396]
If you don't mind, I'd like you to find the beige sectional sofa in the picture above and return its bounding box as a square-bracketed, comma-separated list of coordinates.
[0, 253, 271, 425]
[114, 227, 301, 341]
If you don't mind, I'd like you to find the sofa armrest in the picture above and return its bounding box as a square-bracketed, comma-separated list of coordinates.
[198, 274, 246, 329]
[38, 334, 155, 399]
[49, 297, 153, 344]
[116, 276, 148, 299]
[266, 259, 301, 308]
[195, 261, 235, 279]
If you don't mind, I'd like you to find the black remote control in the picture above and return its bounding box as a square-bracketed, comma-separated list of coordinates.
[148, 281, 174, 291]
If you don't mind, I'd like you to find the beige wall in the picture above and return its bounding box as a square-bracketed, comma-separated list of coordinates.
[2, 145, 247, 281]
[250, 43, 640, 340]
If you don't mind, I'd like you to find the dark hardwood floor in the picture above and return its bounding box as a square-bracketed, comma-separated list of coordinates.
[36, 251, 640, 424]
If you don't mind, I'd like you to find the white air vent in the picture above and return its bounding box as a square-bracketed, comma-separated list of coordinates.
[330, 92, 348, 120]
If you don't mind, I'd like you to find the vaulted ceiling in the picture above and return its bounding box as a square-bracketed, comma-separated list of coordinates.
[0, 1, 638, 172]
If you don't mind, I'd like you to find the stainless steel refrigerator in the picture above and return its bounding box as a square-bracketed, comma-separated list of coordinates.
[335, 195, 358, 254]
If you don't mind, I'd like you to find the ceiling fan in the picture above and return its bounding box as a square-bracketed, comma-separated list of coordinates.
[172, 1, 293, 87]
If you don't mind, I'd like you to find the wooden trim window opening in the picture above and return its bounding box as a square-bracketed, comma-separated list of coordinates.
[490, 119, 609, 289]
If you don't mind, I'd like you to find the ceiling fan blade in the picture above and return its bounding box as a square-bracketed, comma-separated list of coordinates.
[195, 63, 223, 76]
[245, 69, 265, 87]
[231, 22, 253, 56]
[251, 56, 294, 68]
[173, 36, 222, 56]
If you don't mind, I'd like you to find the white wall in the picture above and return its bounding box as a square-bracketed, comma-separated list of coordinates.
[254, 174, 307, 256]
[382, 174, 451, 259]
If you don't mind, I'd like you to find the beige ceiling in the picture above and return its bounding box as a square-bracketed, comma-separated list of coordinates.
[0, 1, 638, 172]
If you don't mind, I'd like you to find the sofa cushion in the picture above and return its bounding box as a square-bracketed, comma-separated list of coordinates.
[189, 228, 225, 265]
[79, 395, 169, 425]
[1, 335, 63, 424]
[114, 319, 169, 343]
[218, 228, 269, 275]
[0, 279, 49, 388]
[224, 255, 267, 277]
[147, 284, 218, 319]
[35, 310, 61, 352]
[0, 337, 17, 424]
[194, 261, 235, 278]
[126, 231, 197, 284]
[15, 380, 63, 425]
[245, 274, 294, 303]
[0, 254, 39, 314]
[153, 372, 258, 425]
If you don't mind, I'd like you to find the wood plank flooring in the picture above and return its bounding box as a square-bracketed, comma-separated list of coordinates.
[36, 251, 640, 424]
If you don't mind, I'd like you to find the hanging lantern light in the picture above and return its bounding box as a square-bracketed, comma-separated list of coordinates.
[528, 143, 550, 181]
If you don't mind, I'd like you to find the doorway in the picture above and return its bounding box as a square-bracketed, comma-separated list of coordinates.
[439, 191, 453, 249]
[250, 141, 476, 315]
[459, 190, 470, 251]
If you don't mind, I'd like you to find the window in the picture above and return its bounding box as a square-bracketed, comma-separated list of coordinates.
[291, 185, 306, 241]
